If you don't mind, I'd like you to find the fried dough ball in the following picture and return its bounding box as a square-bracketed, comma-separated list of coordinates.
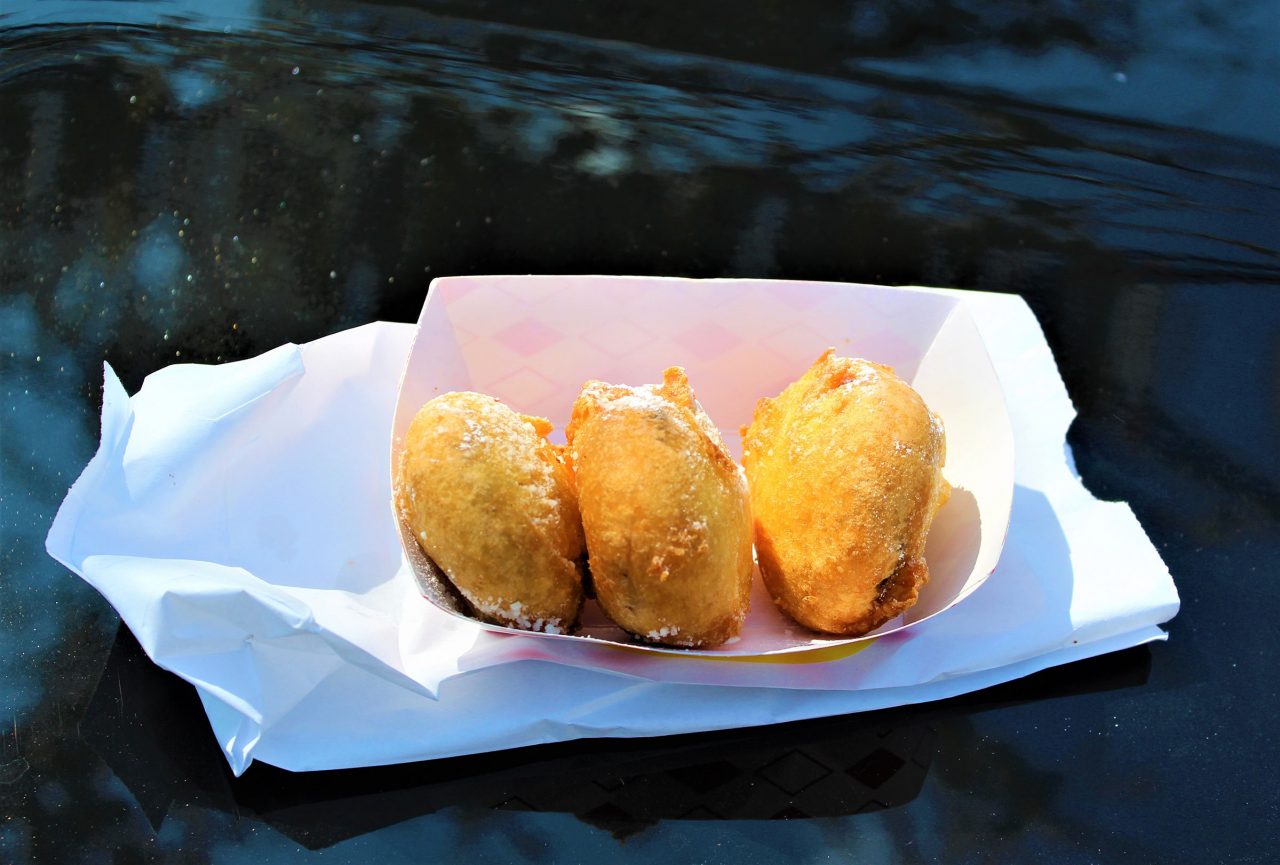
[396, 392, 585, 634]
[566, 368, 753, 648]
[741, 349, 950, 636]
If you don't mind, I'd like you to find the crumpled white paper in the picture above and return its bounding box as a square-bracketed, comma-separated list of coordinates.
[47, 290, 1179, 774]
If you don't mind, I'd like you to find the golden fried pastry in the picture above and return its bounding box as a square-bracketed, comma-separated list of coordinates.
[741, 349, 950, 636]
[566, 368, 753, 648]
[396, 392, 585, 633]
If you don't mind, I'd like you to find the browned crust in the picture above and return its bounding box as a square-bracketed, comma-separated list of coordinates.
[742, 349, 950, 636]
[395, 392, 586, 633]
[567, 368, 753, 648]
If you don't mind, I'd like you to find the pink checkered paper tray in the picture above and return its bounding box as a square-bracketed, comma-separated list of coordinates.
[393, 276, 1014, 657]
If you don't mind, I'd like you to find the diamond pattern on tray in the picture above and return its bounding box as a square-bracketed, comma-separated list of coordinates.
[486, 365, 562, 412]
[494, 318, 564, 357]
[421, 277, 958, 460]
[580, 318, 656, 359]
[673, 321, 743, 361]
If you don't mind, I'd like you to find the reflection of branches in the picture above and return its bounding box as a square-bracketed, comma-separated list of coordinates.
[2, 17, 1272, 510]
[286, 0, 1139, 68]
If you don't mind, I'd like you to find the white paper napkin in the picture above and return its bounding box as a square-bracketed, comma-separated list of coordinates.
[46, 290, 1179, 774]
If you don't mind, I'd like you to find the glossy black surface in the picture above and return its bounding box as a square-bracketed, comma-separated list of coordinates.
[2, 2, 1278, 862]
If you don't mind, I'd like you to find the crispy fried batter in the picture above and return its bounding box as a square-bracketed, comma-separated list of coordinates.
[396, 392, 585, 633]
[741, 349, 950, 636]
[566, 368, 752, 648]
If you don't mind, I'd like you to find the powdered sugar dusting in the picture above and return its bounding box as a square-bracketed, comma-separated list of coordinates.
[691, 398, 728, 449]
[603, 384, 670, 415]
[842, 360, 881, 389]
[457, 417, 487, 451]
[584, 381, 731, 458]
[645, 624, 681, 641]
[468, 595, 566, 634]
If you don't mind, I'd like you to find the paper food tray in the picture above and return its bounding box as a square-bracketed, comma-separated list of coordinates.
[391, 276, 1015, 658]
